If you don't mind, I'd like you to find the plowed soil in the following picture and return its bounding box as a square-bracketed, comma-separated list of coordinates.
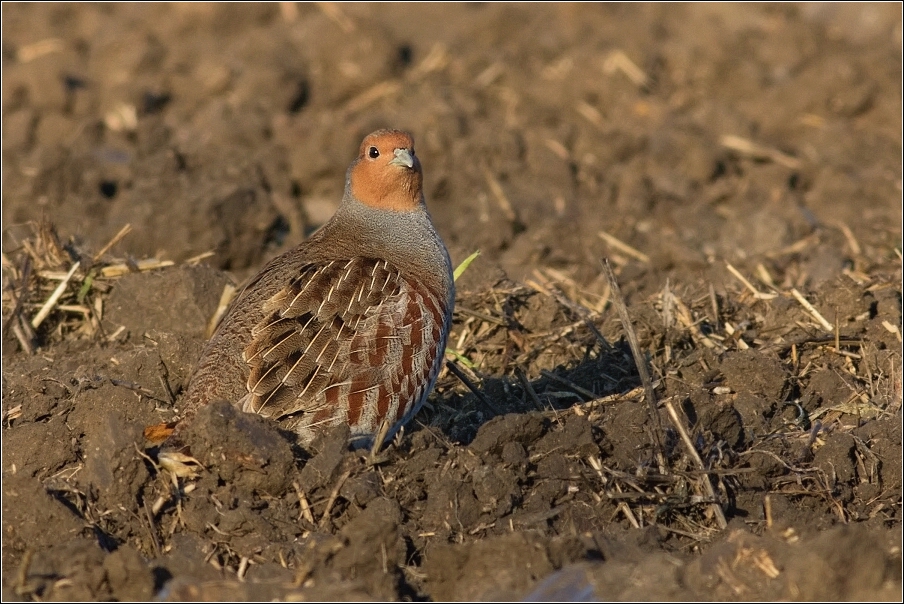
[2, 4, 901, 601]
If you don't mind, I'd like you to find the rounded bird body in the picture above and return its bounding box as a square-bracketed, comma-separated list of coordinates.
[175, 130, 454, 449]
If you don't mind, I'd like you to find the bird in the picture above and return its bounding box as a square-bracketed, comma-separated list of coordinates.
[160, 129, 454, 466]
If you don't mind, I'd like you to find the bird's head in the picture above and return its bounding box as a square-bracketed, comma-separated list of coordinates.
[348, 129, 424, 212]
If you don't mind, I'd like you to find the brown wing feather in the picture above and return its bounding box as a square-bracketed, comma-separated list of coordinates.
[241, 257, 449, 445]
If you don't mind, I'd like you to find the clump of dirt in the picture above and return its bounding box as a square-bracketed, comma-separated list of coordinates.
[3, 3, 901, 601]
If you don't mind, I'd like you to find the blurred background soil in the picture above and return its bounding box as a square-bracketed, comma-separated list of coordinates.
[2, 3, 902, 601]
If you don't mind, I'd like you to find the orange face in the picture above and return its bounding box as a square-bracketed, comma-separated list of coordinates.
[349, 129, 424, 212]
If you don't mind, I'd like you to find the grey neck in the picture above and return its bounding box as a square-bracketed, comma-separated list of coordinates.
[311, 195, 453, 293]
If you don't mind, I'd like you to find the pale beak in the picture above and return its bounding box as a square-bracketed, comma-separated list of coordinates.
[388, 148, 414, 168]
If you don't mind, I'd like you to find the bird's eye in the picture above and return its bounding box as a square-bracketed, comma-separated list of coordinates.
[368, 146, 380, 159]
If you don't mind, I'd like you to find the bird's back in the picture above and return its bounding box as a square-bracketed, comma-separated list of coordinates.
[180, 209, 453, 447]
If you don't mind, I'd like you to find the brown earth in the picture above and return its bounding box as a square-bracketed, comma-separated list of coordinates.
[2, 3, 902, 601]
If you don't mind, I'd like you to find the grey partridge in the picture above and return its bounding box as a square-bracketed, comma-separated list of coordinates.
[167, 129, 454, 456]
